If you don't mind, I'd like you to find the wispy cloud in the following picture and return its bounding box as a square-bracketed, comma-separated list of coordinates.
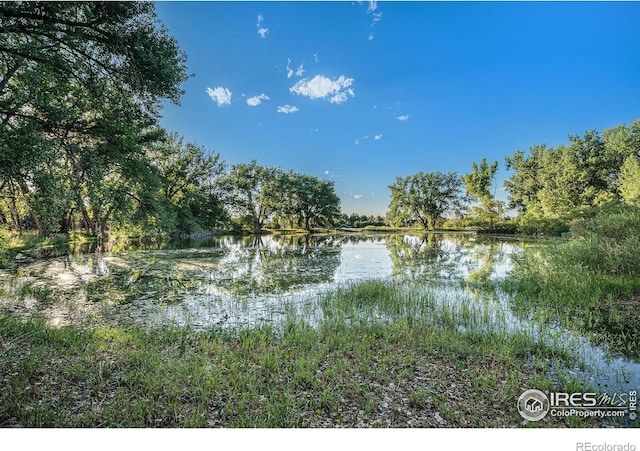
[206, 86, 232, 106]
[324, 170, 340, 178]
[354, 194, 364, 199]
[286, 58, 293, 78]
[256, 14, 269, 39]
[290, 75, 355, 104]
[277, 105, 299, 114]
[247, 93, 270, 106]
[360, 1, 383, 40]
[286, 58, 306, 78]
[396, 114, 410, 122]
[355, 134, 382, 144]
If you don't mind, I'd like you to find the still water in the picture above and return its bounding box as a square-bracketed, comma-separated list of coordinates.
[0, 232, 638, 395]
[0, 233, 515, 329]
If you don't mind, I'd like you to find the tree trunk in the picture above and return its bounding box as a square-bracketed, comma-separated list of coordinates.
[59, 209, 73, 234]
[19, 181, 44, 235]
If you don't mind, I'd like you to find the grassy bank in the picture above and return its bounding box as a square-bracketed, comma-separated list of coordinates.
[1, 279, 600, 428]
[503, 202, 640, 358]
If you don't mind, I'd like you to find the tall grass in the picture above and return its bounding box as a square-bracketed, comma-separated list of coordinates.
[504, 202, 640, 357]
[0, 278, 598, 428]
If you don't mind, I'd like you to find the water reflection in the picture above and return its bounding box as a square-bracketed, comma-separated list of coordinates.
[386, 233, 517, 282]
[2, 232, 639, 397]
[0, 233, 518, 329]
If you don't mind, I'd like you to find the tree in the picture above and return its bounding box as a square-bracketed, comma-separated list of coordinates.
[461, 158, 498, 211]
[618, 155, 640, 205]
[149, 132, 227, 234]
[461, 158, 503, 228]
[285, 172, 340, 230]
[221, 161, 283, 234]
[504, 123, 640, 219]
[504, 144, 547, 214]
[387, 171, 463, 230]
[0, 1, 189, 235]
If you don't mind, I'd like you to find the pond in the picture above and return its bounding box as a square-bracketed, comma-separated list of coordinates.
[1, 232, 639, 396]
[0, 233, 514, 328]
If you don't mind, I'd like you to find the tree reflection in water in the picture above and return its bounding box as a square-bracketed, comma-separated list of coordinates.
[0, 232, 520, 329]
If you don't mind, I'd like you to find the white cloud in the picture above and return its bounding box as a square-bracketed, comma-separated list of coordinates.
[374, 134, 383, 141]
[396, 114, 410, 122]
[206, 86, 232, 106]
[354, 194, 364, 199]
[368, 33, 374, 41]
[277, 105, 299, 114]
[256, 14, 269, 38]
[324, 170, 330, 175]
[372, 12, 383, 24]
[286, 59, 306, 78]
[367, 1, 377, 13]
[247, 93, 270, 106]
[286, 58, 293, 78]
[354, 139, 360, 145]
[290, 75, 355, 104]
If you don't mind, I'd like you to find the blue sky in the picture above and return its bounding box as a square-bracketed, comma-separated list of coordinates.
[155, 1, 640, 216]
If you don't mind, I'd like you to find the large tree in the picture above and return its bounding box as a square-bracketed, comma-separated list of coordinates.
[0, 1, 189, 235]
[461, 158, 498, 211]
[387, 171, 463, 230]
[504, 121, 640, 218]
[461, 158, 501, 229]
[148, 132, 228, 234]
[221, 161, 284, 235]
[284, 171, 340, 230]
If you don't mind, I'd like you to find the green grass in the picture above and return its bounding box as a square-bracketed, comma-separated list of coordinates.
[0, 279, 602, 428]
[503, 202, 640, 358]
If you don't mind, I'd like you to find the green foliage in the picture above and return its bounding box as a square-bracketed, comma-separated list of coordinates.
[565, 201, 640, 275]
[506, 201, 640, 356]
[281, 171, 341, 230]
[504, 121, 640, 219]
[461, 158, 498, 210]
[618, 155, 640, 205]
[339, 213, 386, 228]
[0, 1, 188, 237]
[221, 161, 283, 234]
[148, 132, 228, 235]
[222, 163, 340, 234]
[515, 212, 571, 237]
[387, 171, 463, 230]
[0, 226, 10, 268]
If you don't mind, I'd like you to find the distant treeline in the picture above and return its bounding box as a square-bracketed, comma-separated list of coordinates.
[388, 121, 640, 235]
